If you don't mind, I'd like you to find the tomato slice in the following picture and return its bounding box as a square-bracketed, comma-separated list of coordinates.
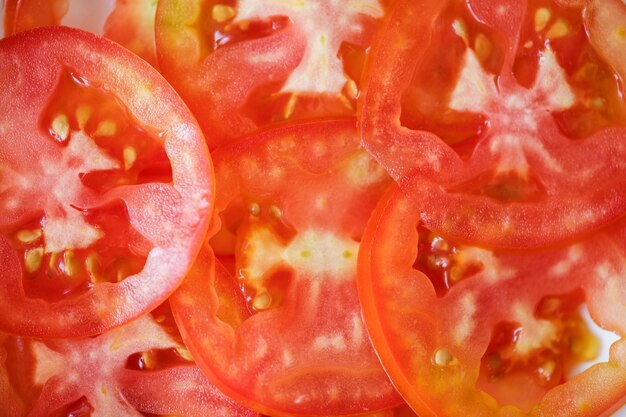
[358, 185, 626, 416]
[155, 0, 385, 148]
[359, 0, 626, 248]
[2, 313, 257, 416]
[0, 27, 212, 337]
[171, 119, 401, 416]
[9, 0, 157, 65]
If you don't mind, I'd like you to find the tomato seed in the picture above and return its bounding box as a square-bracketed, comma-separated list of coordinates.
[93, 120, 117, 137]
[252, 292, 271, 310]
[123, 146, 137, 170]
[75, 105, 92, 130]
[434, 348, 455, 367]
[51, 114, 70, 142]
[212, 5, 236, 23]
[25, 248, 44, 273]
[546, 19, 569, 39]
[16, 229, 42, 244]
[534, 8, 551, 32]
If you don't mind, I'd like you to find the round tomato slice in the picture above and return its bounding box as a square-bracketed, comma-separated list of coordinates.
[155, 0, 385, 148]
[9, 0, 157, 65]
[0, 26, 212, 337]
[358, 185, 626, 416]
[2, 314, 257, 417]
[359, 0, 626, 249]
[171, 119, 401, 416]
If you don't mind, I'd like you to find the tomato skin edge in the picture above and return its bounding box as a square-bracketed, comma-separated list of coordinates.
[356, 185, 438, 417]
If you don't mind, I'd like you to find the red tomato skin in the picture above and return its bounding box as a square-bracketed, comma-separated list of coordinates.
[0, 26, 213, 338]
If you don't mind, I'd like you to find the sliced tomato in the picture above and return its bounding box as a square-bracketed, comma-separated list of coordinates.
[0, 27, 212, 337]
[10, 0, 157, 65]
[171, 119, 401, 416]
[2, 314, 257, 417]
[358, 185, 626, 416]
[359, 0, 626, 248]
[155, 0, 385, 148]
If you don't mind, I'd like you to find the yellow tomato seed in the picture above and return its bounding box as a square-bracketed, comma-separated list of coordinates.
[176, 347, 194, 361]
[51, 114, 70, 142]
[212, 5, 236, 23]
[25, 247, 44, 273]
[248, 202, 261, 216]
[123, 146, 137, 170]
[434, 348, 455, 366]
[474, 34, 492, 62]
[16, 229, 42, 244]
[76, 105, 92, 130]
[94, 120, 117, 137]
[253, 292, 272, 310]
[535, 7, 551, 32]
[284, 94, 297, 119]
[547, 19, 570, 39]
[63, 250, 80, 277]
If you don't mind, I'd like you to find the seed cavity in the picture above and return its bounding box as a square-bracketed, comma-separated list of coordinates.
[212, 4, 236, 22]
[535, 8, 552, 32]
[25, 247, 44, 273]
[51, 114, 70, 142]
[17, 229, 42, 244]
[123, 146, 137, 170]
